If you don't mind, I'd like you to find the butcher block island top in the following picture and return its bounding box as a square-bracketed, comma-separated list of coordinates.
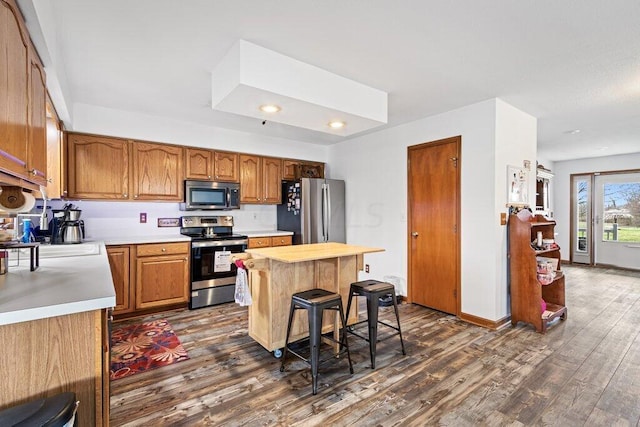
[245, 242, 384, 263]
[242, 242, 384, 355]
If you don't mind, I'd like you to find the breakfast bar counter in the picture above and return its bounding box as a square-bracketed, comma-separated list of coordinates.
[243, 242, 383, 354]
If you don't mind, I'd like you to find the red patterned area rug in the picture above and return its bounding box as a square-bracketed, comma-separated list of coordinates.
[110, 319, 189, 380]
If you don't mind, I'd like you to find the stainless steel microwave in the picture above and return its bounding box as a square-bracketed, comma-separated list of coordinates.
[180, 180, 240, 210]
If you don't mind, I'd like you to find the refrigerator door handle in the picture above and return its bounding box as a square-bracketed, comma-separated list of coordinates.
[321, 184, 327, 242]
[325, 183, 331, 242]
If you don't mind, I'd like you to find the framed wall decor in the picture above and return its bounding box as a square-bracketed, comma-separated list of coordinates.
[507, 165, 529, 206]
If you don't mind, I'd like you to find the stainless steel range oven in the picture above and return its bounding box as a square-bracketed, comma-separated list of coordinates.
[180, 216, 247, 309]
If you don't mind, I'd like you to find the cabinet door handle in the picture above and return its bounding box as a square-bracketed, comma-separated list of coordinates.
[123, 194, 128, 198]
[134, 195, 138, 199]
[184, 257, 188, 261]
[411, 231, 419, 237]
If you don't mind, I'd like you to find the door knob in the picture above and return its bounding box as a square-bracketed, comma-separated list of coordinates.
[411, 232, 419, 237]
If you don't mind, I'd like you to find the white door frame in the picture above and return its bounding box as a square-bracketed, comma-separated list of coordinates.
[570, 174, 592, 264]
[593, 172, 640, 269]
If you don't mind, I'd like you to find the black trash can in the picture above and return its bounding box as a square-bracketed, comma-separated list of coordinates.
[0, 392, 78, 426]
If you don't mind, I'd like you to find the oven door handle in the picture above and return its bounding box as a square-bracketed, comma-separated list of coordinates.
[191, 239, 248, 248]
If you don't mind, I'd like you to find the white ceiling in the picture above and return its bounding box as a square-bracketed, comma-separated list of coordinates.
[20, 0, 640, 162]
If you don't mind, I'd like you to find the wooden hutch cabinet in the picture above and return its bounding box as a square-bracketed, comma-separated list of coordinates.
[508, 213, 567, 333]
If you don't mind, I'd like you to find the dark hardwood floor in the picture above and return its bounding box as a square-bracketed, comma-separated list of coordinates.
[110, 265, 640, 426]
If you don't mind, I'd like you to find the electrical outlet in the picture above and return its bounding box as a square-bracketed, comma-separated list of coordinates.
[500, 212, 507, 225]
[365, 264, 370, 273]
[140, 212, 147, 223]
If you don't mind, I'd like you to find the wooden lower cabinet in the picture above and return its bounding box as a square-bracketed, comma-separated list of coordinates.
[248, 235, 292, 249]
[107, 242, 190, 316]
[0, 310, 109, 426]
[136, 243, 190, 310]
[107, 246, 133, 314]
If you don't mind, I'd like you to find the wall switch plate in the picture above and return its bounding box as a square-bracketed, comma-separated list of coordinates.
[140, 213, 147, 223]
[365, 264, 370, 273]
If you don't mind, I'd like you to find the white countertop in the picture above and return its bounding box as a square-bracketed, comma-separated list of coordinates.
[103, 235, 191, 245]
[240, 230, 294, 238]
[0, 242, 116, 326]
[100, 233, 291, 244]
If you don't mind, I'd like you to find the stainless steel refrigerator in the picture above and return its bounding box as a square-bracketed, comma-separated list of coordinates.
[277, 178, 346, 244]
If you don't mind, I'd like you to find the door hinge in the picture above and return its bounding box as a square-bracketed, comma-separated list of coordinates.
[453, 224, 457, 233]
[450, 157, 458, 168]
[453, 289, 457, 298]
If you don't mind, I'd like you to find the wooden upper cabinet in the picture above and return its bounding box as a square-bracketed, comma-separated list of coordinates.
[0, 0, 30, 179]
[282, 159, 325, 180]
[27, 52, 47, 185]
[185, 147, 213, 180]
[131, 142, 183, 201]
[214, 151, 239, 182]
[282, 159, 298, 180]
[45, 98, 64, 199]
[67, 133, 129, 199]
[239, 154, 261, 203]
[239, 154, 281, 204]
[262, 156, 282, 203]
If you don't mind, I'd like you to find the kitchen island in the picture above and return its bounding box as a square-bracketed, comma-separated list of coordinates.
[244, 242, 383, 355]
[0, 242, 115, 426]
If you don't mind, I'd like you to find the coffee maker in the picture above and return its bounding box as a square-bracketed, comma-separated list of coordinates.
[49, 208, 85, 244]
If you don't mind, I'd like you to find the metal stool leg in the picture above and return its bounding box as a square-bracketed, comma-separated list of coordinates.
[344, 285, 357, 321]
[391, 291, 406, 355]
[308, 305, 323, 395]
[337, 300, 354, 374]
[366, 293, 380, 369]
[280, 300, 297, 372]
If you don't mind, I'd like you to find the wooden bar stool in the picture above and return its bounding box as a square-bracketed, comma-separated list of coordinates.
[345, 279, 406, 369]
[280, 288, 353, 395]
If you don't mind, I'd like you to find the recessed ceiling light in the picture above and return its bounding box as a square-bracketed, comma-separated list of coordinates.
[259, 104, 281, 113]
[328, 120, 346, 129]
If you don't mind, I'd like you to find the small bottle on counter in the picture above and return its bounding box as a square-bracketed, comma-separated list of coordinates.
[21, 219, 32, 243]
[0, 250, 7, 275]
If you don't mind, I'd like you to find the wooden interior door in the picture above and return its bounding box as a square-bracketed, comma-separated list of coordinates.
[408, 136, 460, 314]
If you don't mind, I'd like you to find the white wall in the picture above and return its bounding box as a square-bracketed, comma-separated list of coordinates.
[72, 103, 328, 161]
[329, 98, 537, 322]
[494, 100, 537, 318]
[552, 152, 640, 257]
[63, 104, 330, 235]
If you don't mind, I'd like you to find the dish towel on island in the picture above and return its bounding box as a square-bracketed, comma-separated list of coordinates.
[234, 260, 252, 306]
